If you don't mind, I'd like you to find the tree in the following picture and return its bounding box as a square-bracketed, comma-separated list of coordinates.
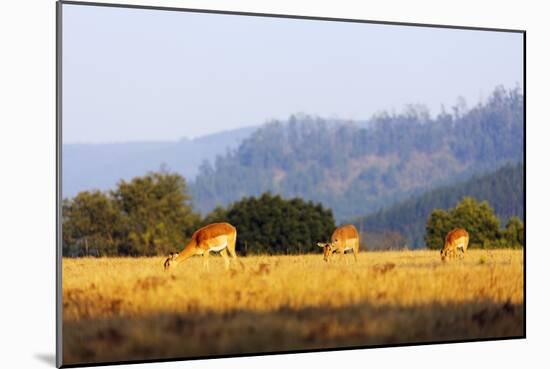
[451, 197, 501, 247]
[203, 192, 335, 255]
[112, 171, 200, 256]
[425, 197, 502, 250]
[62, 171, 201, 257]
[201, 205, 228, 226]
[501, 216, 524, 248]
[62, 191, 122, 256]
[425, 209, 453, 250]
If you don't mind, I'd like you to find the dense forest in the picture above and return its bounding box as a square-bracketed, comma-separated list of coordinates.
[190, 87, 524, 222]
[356, 162, 524, 248]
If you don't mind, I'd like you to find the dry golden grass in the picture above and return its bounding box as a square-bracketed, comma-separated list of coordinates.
[62, 249, 524, 365]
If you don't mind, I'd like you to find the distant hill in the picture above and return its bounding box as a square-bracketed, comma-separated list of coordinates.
[355, 162, 524, 248]
[62, 126, 257, 197]
[190, 87, 524, 221]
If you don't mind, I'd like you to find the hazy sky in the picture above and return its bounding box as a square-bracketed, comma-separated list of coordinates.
[62, 4, 523, 144]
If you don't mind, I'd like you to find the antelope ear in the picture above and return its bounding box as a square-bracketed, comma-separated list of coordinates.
[317, 242, 326, 248]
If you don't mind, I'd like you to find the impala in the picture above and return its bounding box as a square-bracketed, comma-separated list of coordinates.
[440, 228, 469, 261]
[164, 222, 238, 271]
[317, 224, 360, 263]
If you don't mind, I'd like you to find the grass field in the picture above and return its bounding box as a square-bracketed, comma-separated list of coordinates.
[62, 249, 524, 365]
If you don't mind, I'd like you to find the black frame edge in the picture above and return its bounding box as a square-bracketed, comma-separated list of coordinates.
[59, 0, 526, 34]
[56, 0, 64, 367]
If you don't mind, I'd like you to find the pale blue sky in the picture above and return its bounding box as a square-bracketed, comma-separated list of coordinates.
[62, 4, 523, 144]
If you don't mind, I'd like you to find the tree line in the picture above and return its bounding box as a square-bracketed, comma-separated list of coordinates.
[62, 171, 335, 256]
[63, 170, 523, 257]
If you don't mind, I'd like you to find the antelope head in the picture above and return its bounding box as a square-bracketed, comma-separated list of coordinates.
[164, 252, 179, 271]
[440, 247, 450, 262]
[317, 242, 335, 262]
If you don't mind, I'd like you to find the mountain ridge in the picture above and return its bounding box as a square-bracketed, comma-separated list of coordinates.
[62, 125, 258, 197]
[190, 87, 524, 222]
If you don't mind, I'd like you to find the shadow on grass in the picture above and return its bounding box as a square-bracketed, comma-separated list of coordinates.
[63, 299, 523, 366]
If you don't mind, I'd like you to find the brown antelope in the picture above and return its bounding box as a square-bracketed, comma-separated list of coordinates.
[317, 224, 360, 263]
[164, 222, 238, 271]
[440, 228, 469, 261]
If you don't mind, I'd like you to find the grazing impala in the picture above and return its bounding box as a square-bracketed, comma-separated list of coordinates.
[440, 228, 469, 261]
[164, 222, 238, 271]
[317, 224, 360, 263]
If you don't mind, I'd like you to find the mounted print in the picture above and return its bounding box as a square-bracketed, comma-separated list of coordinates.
[57, 1, 525, 367]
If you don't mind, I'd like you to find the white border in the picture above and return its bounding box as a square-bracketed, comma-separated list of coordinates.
[1, 1, 549, 368]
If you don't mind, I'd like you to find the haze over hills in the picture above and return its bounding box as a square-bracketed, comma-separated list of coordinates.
[62, 118, 368, 198]
[62, 125, 257, 197]
[191, 87, 524, 222]
[354, 162, 524, 248]
[63, 87, 524, 229]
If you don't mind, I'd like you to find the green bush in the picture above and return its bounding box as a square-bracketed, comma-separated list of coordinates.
[202, 192, 336, 255]
[425, 197, 524, 250]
